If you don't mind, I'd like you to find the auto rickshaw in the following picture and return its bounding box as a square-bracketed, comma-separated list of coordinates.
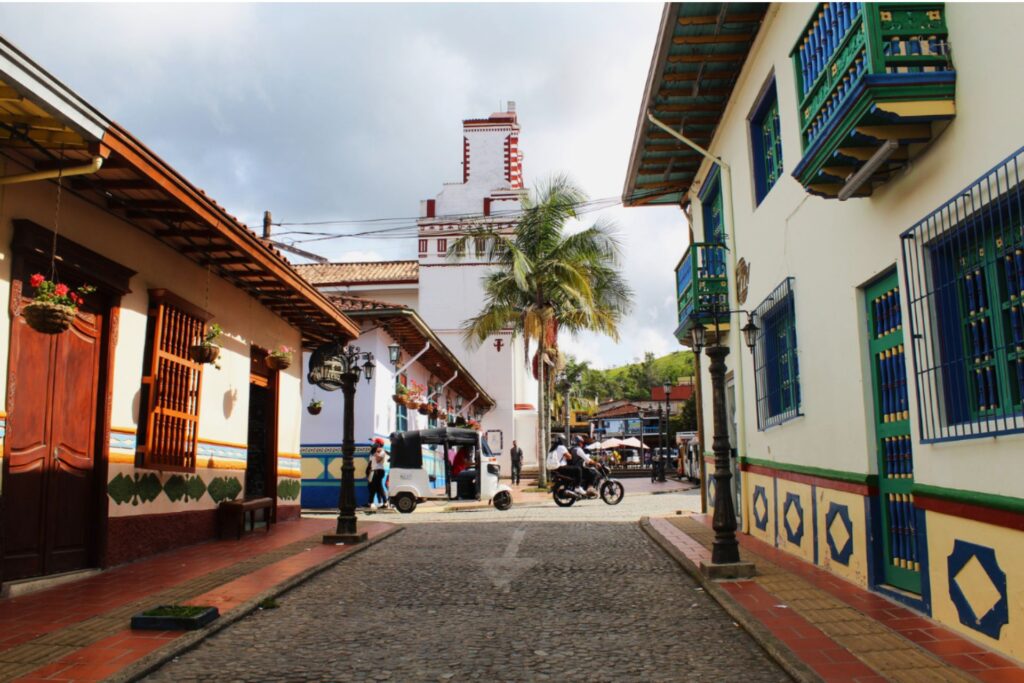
[387, 427, 514, 513]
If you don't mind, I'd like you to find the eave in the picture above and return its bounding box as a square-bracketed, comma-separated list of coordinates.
[623, 2, 767, 208]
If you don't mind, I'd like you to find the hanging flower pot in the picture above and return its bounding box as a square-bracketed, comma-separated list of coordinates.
[23, 300, 77, 334]
[22, 274, 94, 335]
[266, 345, 293, 371]
[189, 344, 221, 365]
[392, 393, 404, 404]
[307, 399, 323, 416]
[418, 404, 431, 416]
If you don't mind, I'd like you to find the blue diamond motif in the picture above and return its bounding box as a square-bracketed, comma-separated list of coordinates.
[825, 502, 854, 565]
[752, 485, 769, 531]
[947, 540, 1008, 639]
[783, 492, 804, 546]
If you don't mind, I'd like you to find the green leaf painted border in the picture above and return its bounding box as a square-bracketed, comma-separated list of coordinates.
[913, 483, 1024, 515]
[741, 456, 878, 487]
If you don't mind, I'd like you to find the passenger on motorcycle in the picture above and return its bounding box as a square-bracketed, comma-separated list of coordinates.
[571, 436, 598, 496]
[550, 438, 586, 496]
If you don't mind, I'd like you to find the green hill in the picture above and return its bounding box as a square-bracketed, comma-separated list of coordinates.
[579, 350, 695, 402]
[603, 350, 695, 383]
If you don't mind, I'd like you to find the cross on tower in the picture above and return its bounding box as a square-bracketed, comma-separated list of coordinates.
[493, 338, 504, 352]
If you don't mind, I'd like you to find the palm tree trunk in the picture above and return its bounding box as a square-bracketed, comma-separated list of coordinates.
[537, 337, 548, 487]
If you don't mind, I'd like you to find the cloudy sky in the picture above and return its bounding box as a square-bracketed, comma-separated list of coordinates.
[0, 3, 687, 369]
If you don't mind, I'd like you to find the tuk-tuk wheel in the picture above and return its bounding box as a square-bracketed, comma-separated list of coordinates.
[493, 490, 513, 511]
[393, 492, 417, 514]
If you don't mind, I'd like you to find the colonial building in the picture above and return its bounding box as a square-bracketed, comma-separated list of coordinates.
[0, 36, 358, 587]
[625, 2, 1024, 661]
[297, 104, 539, 476]
[299, 295, 494, 508]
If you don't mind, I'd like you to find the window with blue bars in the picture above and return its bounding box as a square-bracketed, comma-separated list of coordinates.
[750, 78, 783, 205]
[699, 167, 727, 277]
[901, 146, 1024, 442]
[753, 278, 802, 429]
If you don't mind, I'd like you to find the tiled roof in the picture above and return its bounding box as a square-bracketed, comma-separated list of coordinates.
[651, 384, 695, 401]
[328, 294, 408, 312]
[295, 260, 419, 286]
[593, 403, 643, 419]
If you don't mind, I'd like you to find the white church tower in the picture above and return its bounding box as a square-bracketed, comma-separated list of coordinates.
[416, 102, 539, 474]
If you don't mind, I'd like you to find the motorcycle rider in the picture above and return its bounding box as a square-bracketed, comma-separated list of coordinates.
[552, 438, 586, 496]
[571, 436, 598, 496]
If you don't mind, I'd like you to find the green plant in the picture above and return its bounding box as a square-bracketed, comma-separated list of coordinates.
[257, 597, 279, 610]
[270, 344, 293, 360]
[308, 398, 323, 409]
[142, 605, 210, 618]
[29, 273, 94, 308]
[202, 323, 223, 346]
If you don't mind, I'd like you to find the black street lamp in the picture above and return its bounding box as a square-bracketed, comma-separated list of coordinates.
[321, 344, 375, 545]
[690, 309, 759, 574]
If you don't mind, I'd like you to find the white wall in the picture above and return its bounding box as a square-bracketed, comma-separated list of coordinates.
[689, 3, 1024, 497]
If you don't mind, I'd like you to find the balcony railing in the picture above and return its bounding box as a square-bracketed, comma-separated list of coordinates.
[674, 242, 728, 341]
[790, 3, 955, 198]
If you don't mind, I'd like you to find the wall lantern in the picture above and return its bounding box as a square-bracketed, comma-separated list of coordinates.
[387, 342, 401, 366]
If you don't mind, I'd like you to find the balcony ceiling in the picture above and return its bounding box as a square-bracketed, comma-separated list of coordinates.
[623, 2, 767, 208]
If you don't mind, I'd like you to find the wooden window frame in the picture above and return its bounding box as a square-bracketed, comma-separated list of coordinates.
[135, 289, 211, 472]
[418, 238, 428, 255]
[437, 238, 448, 255]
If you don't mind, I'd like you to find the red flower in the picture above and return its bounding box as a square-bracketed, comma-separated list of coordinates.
[70, 293, 82, 306]
[30, 273, 45, 288]
[54, 283, 69, 297]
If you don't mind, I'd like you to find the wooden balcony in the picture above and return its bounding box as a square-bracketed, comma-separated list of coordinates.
[790, 3, 955, 199]
[674, 242, 729, 342]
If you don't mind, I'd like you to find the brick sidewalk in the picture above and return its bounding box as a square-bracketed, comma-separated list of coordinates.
[0, 518, 399, 683]
[644, 514, 1024, 683]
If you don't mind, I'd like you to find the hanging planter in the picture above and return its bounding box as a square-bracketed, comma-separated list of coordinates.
[266, 345, 293, 371]
[418, 403, 431, 416]
[190, 323, 222, 367]
[307, 399, 323, 416]
[22, 274, 93, 335]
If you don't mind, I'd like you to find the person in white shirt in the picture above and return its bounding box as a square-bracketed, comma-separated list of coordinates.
[368, 440, 388, 510]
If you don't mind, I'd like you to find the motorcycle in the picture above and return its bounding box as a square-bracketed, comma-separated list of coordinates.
[551, 462, 625, 507]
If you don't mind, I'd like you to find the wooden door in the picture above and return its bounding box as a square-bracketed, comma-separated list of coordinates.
[3, 289, 102, 580]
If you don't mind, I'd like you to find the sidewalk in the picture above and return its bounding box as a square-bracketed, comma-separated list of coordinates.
[643, 514, 1024, 683]
[0, 518, 399, 683]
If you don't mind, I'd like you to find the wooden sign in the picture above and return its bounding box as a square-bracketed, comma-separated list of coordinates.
[736, 258, 750, 306]
[307, 341, 347, 391]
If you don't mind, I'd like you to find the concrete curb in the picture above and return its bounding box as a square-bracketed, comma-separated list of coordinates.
[110, 524, 405, 683]
[639, 517, 821, 683]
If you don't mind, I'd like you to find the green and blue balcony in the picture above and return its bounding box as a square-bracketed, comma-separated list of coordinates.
[674, 242, 729, 343]
[790, 2, 955, 199]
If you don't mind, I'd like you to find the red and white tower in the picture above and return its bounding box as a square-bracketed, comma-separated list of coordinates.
[415, 103, 538, 475]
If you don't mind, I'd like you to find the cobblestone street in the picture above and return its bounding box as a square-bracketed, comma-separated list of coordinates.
[145, 507, 788, 682]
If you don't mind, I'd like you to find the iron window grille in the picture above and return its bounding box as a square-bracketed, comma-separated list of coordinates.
[901, 146, 1024, 442]
[753, 277, 802, 429]
[396, 373, 408, 432]
[750, 78, 784, 205]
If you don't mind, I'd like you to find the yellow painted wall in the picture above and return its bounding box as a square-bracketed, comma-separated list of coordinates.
[774, 478, 815, 564]
[815, 487, 869, 588]
[927, 511, 1024, 661]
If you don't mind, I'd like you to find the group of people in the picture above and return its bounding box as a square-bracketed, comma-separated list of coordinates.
[546, 435, 599, 496]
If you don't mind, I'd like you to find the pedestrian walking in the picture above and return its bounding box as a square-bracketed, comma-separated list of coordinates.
[509, 440, 523, 485]
[367, 439, 388, 510]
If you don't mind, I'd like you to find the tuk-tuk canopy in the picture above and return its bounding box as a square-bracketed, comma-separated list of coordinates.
[389, 427, 483, 469]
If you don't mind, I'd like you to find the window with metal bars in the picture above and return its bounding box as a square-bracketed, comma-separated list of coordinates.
[901, 146, 1024, 442]
[750, 78, 783, 205]
[753, 278, 802, 429]
[396, 373, 408, 432]
[136, 289, 208, 471]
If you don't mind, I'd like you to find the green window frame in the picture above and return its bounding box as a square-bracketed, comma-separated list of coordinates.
[396, 373, 408, 432]
[750, 78, 783, 205]
[753, 278, 802, 429]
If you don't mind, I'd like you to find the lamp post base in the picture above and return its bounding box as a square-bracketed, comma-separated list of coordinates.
[699, 560, 756, 580]
[322, 532, 368, 545]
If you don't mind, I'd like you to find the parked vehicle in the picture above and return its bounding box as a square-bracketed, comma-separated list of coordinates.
[551, 462, 624, 507]
[387, 427, 513, 513]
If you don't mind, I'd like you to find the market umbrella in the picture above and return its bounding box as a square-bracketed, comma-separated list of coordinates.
[599, 438, 624, 449]
[621, 437, 648, 449]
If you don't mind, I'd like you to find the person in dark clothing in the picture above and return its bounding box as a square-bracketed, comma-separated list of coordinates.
[572, 437, 598, 494]
[556, 444, 585, 494]
[509, 441, 523, 485]
[367, 441, 389, 509]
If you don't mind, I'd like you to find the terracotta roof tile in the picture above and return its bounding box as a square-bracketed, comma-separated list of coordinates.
[327, 294, 408, 312]
[295, 260, 419, 286]
[593, 403, 643, 419]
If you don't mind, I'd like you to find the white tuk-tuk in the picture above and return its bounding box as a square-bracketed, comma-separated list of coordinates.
[386, 427, 514, 513]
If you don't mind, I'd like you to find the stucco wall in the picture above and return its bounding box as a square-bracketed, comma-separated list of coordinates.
[691, 3, 1024, 498]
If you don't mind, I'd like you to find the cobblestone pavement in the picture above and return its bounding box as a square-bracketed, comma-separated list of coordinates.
[145, 516, 788, 682]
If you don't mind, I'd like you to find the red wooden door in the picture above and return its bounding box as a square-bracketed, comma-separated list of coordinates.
[3, 292, 102, 580]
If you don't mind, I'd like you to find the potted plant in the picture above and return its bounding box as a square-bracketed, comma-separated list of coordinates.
[266, 345, 293, 371]
[419, 401, 433, 416]
[455, 415, 467, 427]
[393, 383, 409, 405]
[407, 381, 426, 409]
[307, 398, 323, 415]
[131, 605, 219, 631]
[22, 273, 94, 334]
[189, 323, 222, 366]
[467, 419, 482, 432]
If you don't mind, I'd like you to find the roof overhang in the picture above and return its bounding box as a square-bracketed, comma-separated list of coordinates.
[342, 306, 496, 412]
[0, 35, 359, 346]
[622, 2, 767, 208]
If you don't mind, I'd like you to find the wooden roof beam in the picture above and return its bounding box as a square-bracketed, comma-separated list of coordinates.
[673, 34, 754, 45]
[71, 177, 151, 191]
[678, 12, 764, 26]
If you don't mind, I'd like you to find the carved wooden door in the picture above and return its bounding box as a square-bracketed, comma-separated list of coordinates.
[2, 285, 102, 580]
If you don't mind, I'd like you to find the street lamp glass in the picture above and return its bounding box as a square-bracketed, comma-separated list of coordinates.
[387, 342, 401, 366]
[362, 356, 375, 382]
[662, 381, 672, 398]
[741, 316, 760, 351]
[691, 326, 706, 354]
[456, 395, 464, 410]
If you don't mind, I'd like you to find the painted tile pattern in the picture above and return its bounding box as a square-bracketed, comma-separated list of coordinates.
[947, 540, 1009, 639]
[826, 502, 854, 566]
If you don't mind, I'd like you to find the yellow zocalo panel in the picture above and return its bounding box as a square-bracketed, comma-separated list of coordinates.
[815, 487, 869, 588]
[926, 511, 1024, 661]
[745, 472, 775, 546]
[774, 478, 815, 564]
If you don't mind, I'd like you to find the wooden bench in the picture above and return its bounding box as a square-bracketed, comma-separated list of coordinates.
[218, 497, 274, 540]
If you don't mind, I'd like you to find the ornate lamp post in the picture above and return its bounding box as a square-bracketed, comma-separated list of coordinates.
[311, 343, 375, 545]
[690, 311, 760, 576]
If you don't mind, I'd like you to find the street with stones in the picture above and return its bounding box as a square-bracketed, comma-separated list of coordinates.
[145, 490, 788, 683]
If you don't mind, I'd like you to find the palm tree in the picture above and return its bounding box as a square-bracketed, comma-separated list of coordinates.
[453, 175, 633, 484]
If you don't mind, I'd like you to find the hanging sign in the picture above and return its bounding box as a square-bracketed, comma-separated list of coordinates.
[307, 341, 347, 391]
[736, 258, 750, 306]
